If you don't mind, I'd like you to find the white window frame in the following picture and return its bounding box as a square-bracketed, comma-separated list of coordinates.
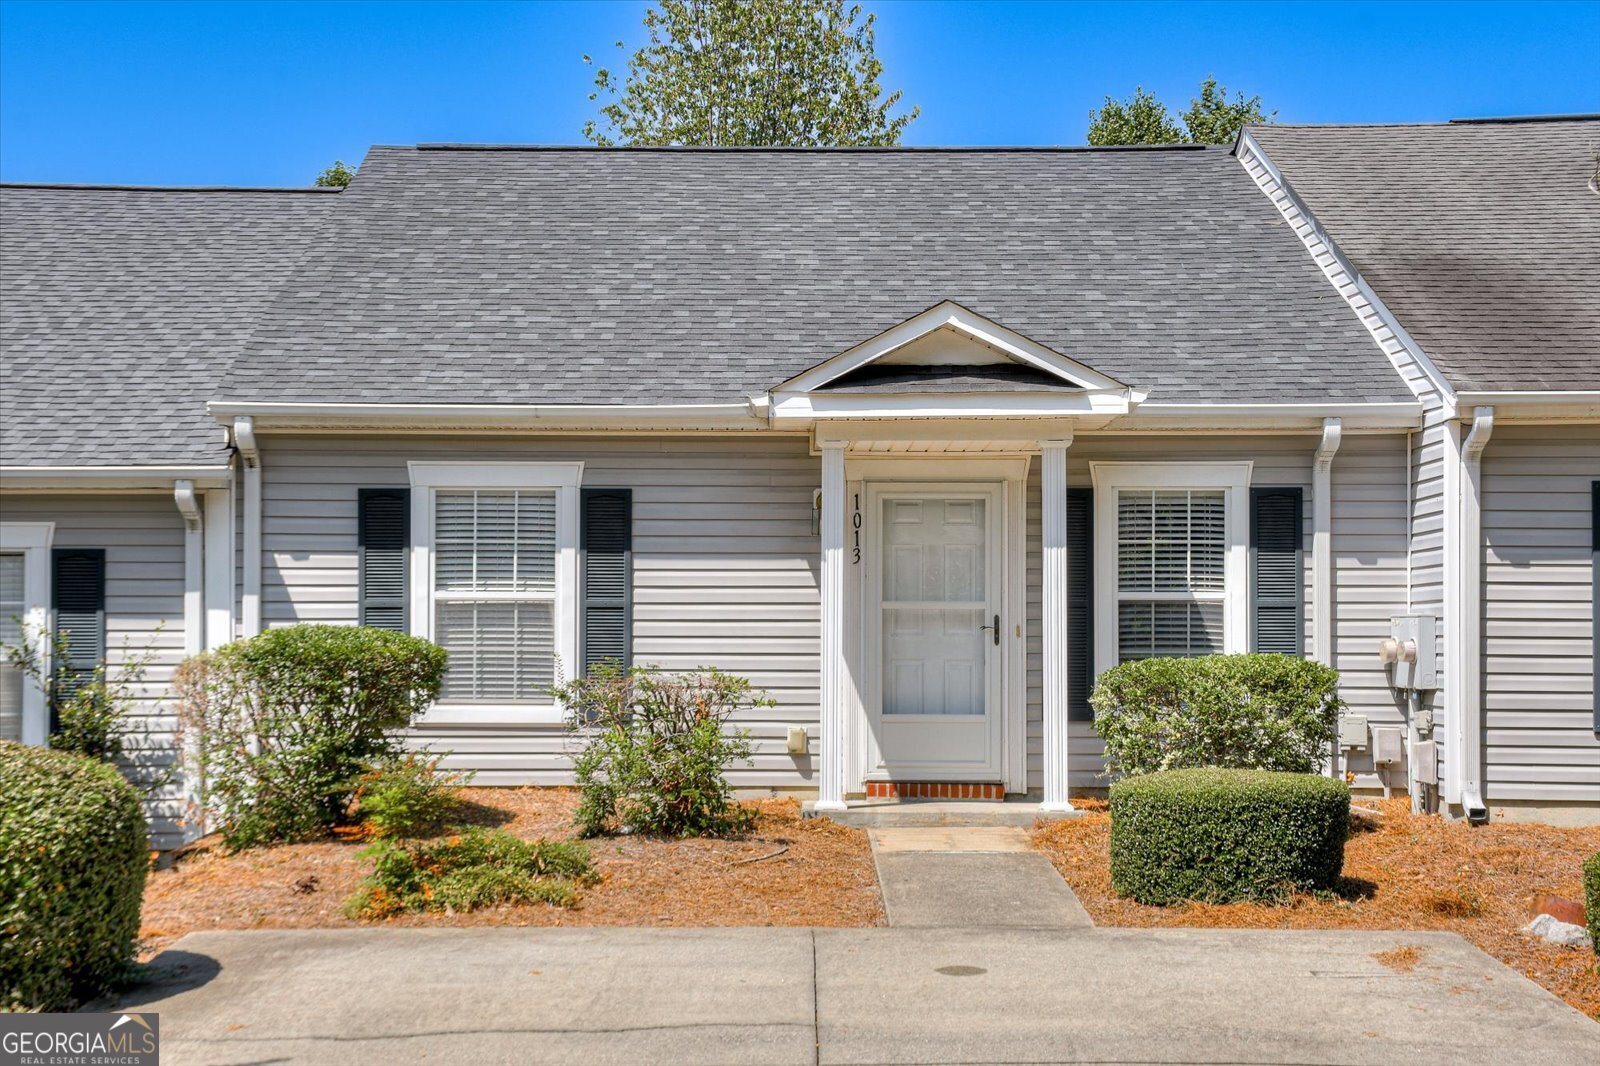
[407, 462, 583, 724]
[0, 521, 55, 746]
[1089, 463, 1252, 677]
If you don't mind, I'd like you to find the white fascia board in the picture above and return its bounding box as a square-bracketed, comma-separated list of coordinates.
[1113, 401, 1423, 432]
[0, 465, 233, 491]
[1236, 131, 1457, 416]
[776, 300, 1127, 394]
[772, 389, 1132, 425]
[206, 400, 766, 432]
[1451, 392, 1600, 421]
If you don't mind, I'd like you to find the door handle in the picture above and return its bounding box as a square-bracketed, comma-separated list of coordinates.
[979, 614, 1000, 646]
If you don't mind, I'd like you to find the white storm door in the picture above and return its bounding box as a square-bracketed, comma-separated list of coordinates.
[867, 484, 1004, 781]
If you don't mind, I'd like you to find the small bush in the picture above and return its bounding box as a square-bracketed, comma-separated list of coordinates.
[1091, 654, 1342, 777]
[0, 741, 149, 1011]
[1109, 767, 1350, 905]
[355, 752, 475, 839]
[174, 624, 448, 850]
[1584, 851, 1600, 956]
[342, 829, 595, 919]
[557, 662, 764, 838]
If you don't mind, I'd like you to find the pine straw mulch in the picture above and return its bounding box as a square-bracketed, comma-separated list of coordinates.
[1031, 797, 1600, 1020]
[139, 789, 883, 961]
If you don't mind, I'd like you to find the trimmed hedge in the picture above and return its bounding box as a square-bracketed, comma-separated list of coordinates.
[1091, 654, 1342, 778]
[1109, 767, 1350, 905]
[1584, 851, 1600, 957]
[0, 740, 150, 1011]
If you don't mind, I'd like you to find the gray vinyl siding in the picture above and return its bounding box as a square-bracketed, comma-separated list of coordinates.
[0, 493, 188, 846]
[1480, 424, 1600, 803]
[256, 434, 822, 790]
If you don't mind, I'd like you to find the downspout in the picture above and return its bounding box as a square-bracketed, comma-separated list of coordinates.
[1313, 417, 1343, 778]
[234, 416, 262, 637]
[1457, 406, 1494, 823]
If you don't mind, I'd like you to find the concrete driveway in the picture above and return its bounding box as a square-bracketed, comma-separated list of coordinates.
[116, 926, 1598, 1066]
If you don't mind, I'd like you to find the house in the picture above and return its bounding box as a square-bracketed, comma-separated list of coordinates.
[1, 117, 1594, 846]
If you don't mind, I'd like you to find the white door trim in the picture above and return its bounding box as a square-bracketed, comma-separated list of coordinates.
[843, 456, 1028, 794]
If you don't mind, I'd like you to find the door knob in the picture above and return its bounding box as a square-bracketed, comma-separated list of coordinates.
[978, 614, 1000, 645]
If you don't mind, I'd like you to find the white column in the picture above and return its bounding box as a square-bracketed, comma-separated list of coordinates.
[1040, 435, 1075, 812]
[815, 441, 849, 812]
[1312, 417, 1343, 667]
[235, 417, 262, 637]
[203, 489, 234, 649]
[173, 480, 204, 658]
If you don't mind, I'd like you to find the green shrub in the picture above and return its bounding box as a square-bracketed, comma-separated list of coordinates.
[342, 829, 595, 918]
[556, 662, 764, 838]
[1109, 767, 1350, 905]
[1091, 654, 1342, 777]
[355, 752, 475, 839]
[1584, 851, 1600, 957]
[0, 741, 150, 1011]
[174, 624, 448, 850]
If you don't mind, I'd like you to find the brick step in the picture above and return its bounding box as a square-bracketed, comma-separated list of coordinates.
[865, 781, 1005, 801]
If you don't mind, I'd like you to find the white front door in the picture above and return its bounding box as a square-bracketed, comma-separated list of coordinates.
[864, 483, 1004, 782]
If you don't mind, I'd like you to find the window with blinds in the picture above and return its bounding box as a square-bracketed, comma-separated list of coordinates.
[433, 490, 558, 703]
[1116, 489, 1226, 661]
[0, 553, 23, 742]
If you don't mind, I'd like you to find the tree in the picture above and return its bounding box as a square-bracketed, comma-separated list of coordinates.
[314, 160, 354, 187]
[1181, 76, 1274, 145]
[1086, 86, 1182, 146]
[582, 0, 918, 147]
[1087, 77, 1274, 146]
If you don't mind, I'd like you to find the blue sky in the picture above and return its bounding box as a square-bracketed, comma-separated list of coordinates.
[1, 0, 1595, 186]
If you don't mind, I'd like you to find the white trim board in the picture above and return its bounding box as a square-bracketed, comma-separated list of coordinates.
[0, 521, 55, 746]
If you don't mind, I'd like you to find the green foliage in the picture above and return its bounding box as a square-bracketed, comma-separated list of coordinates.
[314, 160, 355, 187]
[556, 662, 764, 837]
[1090, 654, 1342, 778]
[0, 741, 149, 1011]
[1584, 850, 1600, 956]
[1087, 86, 1182, 146]
[342, 829, 596, 918]
[1088, 76, 1274, 146]
[174, 624, 448, 850]
[583, 0, 917, 146]
[1109, 768, 1350, 905]
[355, 752, 475, 839]
[1181, 76, 1274, 145]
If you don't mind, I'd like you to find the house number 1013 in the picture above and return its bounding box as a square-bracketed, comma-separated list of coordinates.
[851, 493, 862, 564]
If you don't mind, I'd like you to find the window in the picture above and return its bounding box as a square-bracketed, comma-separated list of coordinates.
[408, 463, 582, 723]
[0, 522, 54, 745]
[1091, 463, 1250, 675]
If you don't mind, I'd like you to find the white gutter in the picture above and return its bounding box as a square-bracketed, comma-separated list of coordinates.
[0, 465, 232, 491]
[1123, 402, 1421, 432]
[1452, 392, 1600, 421]
[1312, 418, 1343, 778]
[1455, 406, 1494, 823]
[234, 417, 263, 637]
[207, 400, 767, 431]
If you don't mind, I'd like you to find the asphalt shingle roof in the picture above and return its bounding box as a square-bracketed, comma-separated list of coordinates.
[0, 185, 338, 467]
[1251, 117, 1600, 393]
[220, 144, 1408, 407]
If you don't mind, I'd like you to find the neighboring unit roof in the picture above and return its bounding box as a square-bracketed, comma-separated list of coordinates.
[1249, 117, 1600, 393]
[0, 184, 338, 467]
[218, 144, 1410, 407]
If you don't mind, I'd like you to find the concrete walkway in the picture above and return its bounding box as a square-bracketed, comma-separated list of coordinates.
[117, 926, 1600, 1065]
[869, 827, 1094, 929]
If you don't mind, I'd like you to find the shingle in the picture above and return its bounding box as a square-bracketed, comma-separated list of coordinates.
[0, 185, 338, 467]
[222, 144, 1408, 407]
[1251, 118, 1600, 392]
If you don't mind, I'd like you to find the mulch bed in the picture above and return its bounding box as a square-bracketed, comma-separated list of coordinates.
[1031, 797, 1600, 1020]
[140, 789, 884, 960]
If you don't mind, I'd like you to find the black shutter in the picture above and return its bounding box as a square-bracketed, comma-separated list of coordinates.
[1067, 488, 1095, 722]
[581, 488, 632, 674]
[51, 548, 106, 730]
[358, 488, 409, 631]
[1250, 487, 1304, 656]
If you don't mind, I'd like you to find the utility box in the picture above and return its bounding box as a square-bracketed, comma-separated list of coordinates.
[1380, 614, 1437, 691]
[1338, 714, 1369, 749]
[1414, 740, 1439, 785]
[785, 725, 808, 755]
[1372, 726, 1405, 766]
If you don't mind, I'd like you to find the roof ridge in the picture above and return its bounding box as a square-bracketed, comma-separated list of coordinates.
[1253, 114, 1600, 131]
[0, 182, 342, 193]
[407, 142, 1219, 154]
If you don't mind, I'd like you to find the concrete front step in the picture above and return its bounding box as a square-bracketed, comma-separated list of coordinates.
[801, 798, 1084, 828]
